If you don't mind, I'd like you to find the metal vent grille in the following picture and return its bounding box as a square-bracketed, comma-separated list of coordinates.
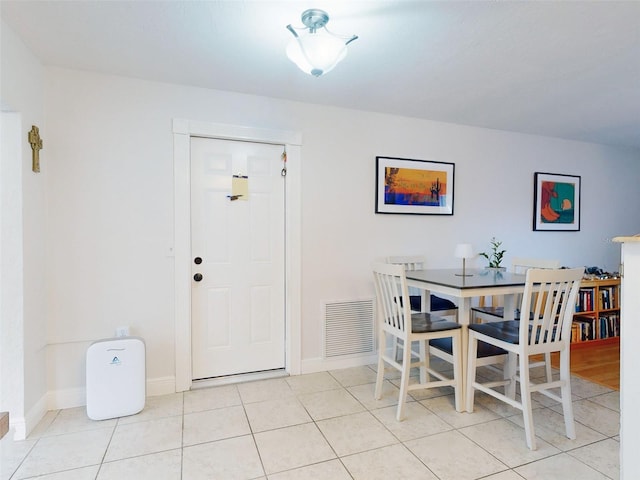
[324, 299, 375, 358]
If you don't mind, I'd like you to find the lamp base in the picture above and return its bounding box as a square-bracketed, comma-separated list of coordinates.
[454, 258, 473, 276]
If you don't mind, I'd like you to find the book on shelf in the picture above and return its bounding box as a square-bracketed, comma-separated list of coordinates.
[572, 313, 620, 342]
[576, 287, 595, 312]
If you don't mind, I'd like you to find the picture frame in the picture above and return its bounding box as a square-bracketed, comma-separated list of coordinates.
[375, 156, 455, 215]
[533, 172, 581, 231]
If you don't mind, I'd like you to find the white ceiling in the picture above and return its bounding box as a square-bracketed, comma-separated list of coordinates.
[2, 0, 639, 151]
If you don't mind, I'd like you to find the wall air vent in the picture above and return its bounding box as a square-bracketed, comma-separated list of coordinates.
[324, 299, 375, 358]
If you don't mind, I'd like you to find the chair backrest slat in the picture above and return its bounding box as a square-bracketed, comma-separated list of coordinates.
[373, 263, 411, 339]
[520, 268, 583, 348]
[386, 255, 426, 272]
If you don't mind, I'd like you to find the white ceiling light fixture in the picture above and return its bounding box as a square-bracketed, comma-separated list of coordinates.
[286, 9, 358, 77]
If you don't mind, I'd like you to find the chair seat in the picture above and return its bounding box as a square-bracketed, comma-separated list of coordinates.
[469, 320, 520, 343]
[469, 320, 555, 345]
[410, 312, 461, 333]
[410, 295, 457, 312]
[430, 337, 507, 358]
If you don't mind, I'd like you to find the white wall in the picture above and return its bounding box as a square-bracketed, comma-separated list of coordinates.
[0, 19, 48, 438]
[2, 23, 639, 412]
[41, 67, 640, 399]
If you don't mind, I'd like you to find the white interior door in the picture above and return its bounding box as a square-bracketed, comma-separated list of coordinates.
[190, 136, 285, 379]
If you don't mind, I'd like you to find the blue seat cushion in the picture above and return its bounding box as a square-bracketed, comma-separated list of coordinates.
[430, 337, 507, 358]
[410, 313, 461, 333]
[469, 320, 555, 344]
[410, 295, 457, 312]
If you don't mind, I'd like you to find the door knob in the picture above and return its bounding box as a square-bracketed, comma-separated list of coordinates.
[194, 257, 202, 265]
[193, 273, 203, 282]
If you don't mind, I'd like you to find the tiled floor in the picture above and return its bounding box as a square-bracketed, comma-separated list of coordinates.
[0, 361, 620, 479]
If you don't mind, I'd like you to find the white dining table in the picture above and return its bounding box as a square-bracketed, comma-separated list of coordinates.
[405, 268, 528, 411]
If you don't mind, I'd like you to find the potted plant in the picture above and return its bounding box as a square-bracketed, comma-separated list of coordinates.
[479, 237, 506, 270]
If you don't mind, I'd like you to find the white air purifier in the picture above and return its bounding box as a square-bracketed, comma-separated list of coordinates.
[86, 336, 146, 420]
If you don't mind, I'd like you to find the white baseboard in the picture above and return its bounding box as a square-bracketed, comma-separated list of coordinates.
[146, 376, 176, 397]
[45, 376, 177, 411]
[301, 353, 378, 374]
[9, 393, 49, 441]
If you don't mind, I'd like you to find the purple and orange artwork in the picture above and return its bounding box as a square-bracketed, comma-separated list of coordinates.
[384, 167, 448, 207]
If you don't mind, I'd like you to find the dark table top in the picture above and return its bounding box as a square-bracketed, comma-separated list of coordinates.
[406, 268, 527, 290]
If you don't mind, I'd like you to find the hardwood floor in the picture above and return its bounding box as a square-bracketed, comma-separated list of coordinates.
[549, 340, 620, 390]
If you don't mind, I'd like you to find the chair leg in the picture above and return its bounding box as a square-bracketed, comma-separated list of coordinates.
[559, 349, 576, 440]
[393, 337, 403, 362]
[419, 340, 428, 384]
[465, 333, 478, 412]
[519, 353, 537, 450]
[544, 352, 553, 383]
[374, 331, 385, 400]
[504, 352, 517, 399]
[452, 332, 463, 412]
[396, 340, 412, 421]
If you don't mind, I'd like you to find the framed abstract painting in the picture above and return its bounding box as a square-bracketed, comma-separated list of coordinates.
[533, 172, 581, 231]
[375, 156, 454, 215]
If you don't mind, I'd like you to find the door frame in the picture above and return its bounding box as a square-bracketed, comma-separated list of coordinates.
[172, 119, 302, 392]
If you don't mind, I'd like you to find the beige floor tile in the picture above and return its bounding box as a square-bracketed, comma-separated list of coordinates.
[98, 449, 182, 480]
[104, 416, 182, 462]
[183, 384, 241, 414]
[117, 393, 183, 425]
[347, 380, 402, 410]
[42, 406, 117, 436]
[24, 466, 100, 480]
[297, 388, 364, 420]
[588, 391, 620, 412]
[460, 418, 560, 468]
[13, 427, 112, 479]
[254, 422, 335, 474]
[244, 397, 311, 433]
[329, 365, 378, 387]
[567, 438, 620, 480]
[421, 394, 500, 428]
[515, 452, 610, 479]
[405, 430, 507, 480]
[237, 377, 295, 404]
[554, 399, 620, 437]
[285, 371, 342, 394]
[341, 444, 439, 480]
[570, 376, 615, 399]
[316, 411, 397, 456]
[0, 436, 36, 480]
[183, 405, 250, 446]
[1, 364, 620, 479]
[481, 471, 526, 480]
[182, 435, 264, 479]
[370, 401, 452, 441]
[506, 407, 606, 451]
[268, 459, 352, 480]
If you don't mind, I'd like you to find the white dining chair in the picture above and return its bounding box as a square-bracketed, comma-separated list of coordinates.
[472, 257, 562, 382]
[386, 256, 458, 319]
[372, 262, 463, 421]
[472, 257, 561, 323]
[466, 267, 584, 450]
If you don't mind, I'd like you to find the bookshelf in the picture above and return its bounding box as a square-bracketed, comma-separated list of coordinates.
[571, 277, 620, 349]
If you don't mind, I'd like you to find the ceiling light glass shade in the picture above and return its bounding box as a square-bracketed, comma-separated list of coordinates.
[286, 9, 357, 77]
[286, 33, 348, 77]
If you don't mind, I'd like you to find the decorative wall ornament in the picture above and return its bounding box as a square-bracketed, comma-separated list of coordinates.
[28, 125, 43, 173]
